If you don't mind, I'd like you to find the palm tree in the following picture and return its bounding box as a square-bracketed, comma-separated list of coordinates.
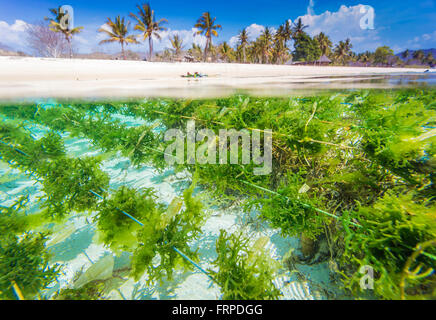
[238, 28, 249, 63]
[413, 50, 425, 64]
[98, 16, 139, 60]
[218, 42, 234, 62]
[248, 40, 262, 64]
[292, 18, 308, 38]
[169, 34, 184, 56]
[425, 53, 434, 66]
[259, 27, 273, 63]
[194, 12, 222, 61]
[272, 25, 288, 64]
[334, 38, 353, 65]
[130, 3, 167, 61]
[46, 7, 83, 58]
[275, 25, 286, 44]
[402, 49, 410, 60]
[359, 53, 369, 66]
[358, 51, 373, 66]
[272, 39, 289, 64]
[314, 32, 332, 56]
[188, 43, 204, 61]
[283, 20, 293, 46]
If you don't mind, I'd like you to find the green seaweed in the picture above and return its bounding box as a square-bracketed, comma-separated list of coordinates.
[0, 233, 60, 300]
[131, 179, 205, 283]
[210, 230, 280, 300]
[95, 186, 163, 253]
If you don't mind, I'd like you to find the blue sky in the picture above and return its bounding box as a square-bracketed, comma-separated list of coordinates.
[0, 0, 435, 54]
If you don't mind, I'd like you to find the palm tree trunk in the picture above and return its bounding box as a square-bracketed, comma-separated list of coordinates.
[66, 35, 72, 59]
[148, 37, 153, 62]
[204, 37, 210, 62]
[243, 46, 246, 63]
[121, 42, 125, 60]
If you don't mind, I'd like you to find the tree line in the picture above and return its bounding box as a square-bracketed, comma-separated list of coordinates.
[26, 3, 435, 67]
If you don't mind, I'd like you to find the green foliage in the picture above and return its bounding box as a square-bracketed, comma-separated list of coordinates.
[54, 282, 106, 300]
[210, 230, 280, 300]
[96, 186, 163, 252]
[0, 233, 60, 300]
[131, 181, 205, 283]
[1, 90, 435, 300]
[250, 172, 328, 239]
[0, 197, 29, 239]
[38, 156, 110, 217]
[373, 46, 395, 65]
[352, 95, 436, 188]
[292, 32, 322, 62]
[0, 123, 65, 171]
[341, 192, 436, 299]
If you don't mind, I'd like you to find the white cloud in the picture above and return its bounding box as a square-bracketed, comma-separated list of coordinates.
[74, 24, 207, 54]
[0, 20, 30, 52]
[228, 24, 277, 48]
[154, 28, 207, 51]
[295, 4, 381, 52]
[225, 4, 382, 53]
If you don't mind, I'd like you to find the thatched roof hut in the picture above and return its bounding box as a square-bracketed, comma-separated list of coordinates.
[315, 55, 331, 65]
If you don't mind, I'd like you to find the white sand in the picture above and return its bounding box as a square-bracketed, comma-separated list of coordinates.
[0, 56, 429, 100]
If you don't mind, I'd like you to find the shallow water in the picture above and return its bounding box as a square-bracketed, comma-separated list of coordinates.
[0, 112, 336, 300]
[2, 77, 434, 300]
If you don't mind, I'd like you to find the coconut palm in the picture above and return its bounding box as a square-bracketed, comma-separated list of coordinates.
[259, 27, 273, 63]
[169, 34, 184, 56]
[334, 39, 353, 65]
[46, 7, 83, 58]
[194, 12, 222, 61]
[358, 51, 373, 66]
[248, 40, 262, 64]
[98, 16, 139, 60]
[425, 53, 434, 66]
[292, 18, 308, 38]
[238, 28, 249, 63]
[359, 53, 369, 66]
[272, 26, 288, 64]
[188, 43, 203, 61]
[130, 3, 167, 61]
[283, 20, 293, 45]
[272, 39, 289, 64]
[413, 50, 425, 64]
[314, 32, 332, 56]
[402, 49, 410, 60]
[275, 25, 286, 44]
[157, 49, 172, 61]
[218, 42, 234, 62]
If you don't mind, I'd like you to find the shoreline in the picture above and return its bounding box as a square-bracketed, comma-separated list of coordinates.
[0, 56, 433, 100]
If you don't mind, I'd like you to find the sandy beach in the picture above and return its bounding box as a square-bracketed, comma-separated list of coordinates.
[0, 56, 431, 100]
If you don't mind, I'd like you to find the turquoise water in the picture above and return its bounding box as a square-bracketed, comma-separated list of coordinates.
[4, 76, 433, 300]
[0, 113, 334, 300]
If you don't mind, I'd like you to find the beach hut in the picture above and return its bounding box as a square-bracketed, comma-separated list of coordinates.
[183, 54, 195, 62]
[315, 55, 331, 66]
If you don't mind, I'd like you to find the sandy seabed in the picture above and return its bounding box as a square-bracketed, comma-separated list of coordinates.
[0, 56, 430, 100]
